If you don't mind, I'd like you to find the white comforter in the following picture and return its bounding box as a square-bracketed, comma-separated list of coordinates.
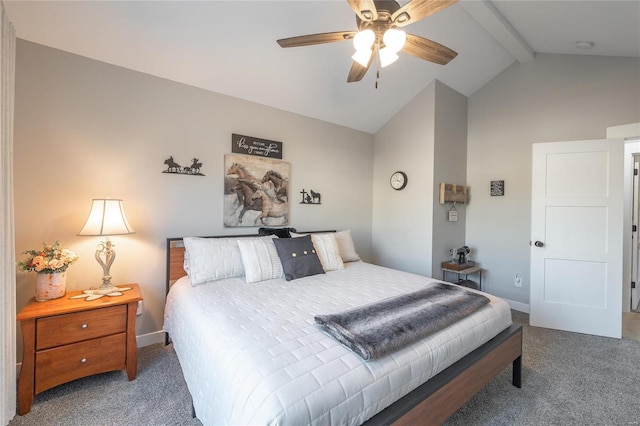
[163, 261, 512, 426]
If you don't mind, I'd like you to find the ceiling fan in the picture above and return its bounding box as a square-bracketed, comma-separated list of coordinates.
[277, 0, 459, 84]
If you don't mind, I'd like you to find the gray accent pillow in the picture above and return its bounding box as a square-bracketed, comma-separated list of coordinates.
[273, 235, 325, 281]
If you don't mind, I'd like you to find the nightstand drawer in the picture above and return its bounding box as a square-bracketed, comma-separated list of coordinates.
[36, 305, 127, 350]
[35, 332, 126, 393]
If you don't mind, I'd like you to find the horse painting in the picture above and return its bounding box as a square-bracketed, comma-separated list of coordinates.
[224, 154, 289, 227]
[251, 189, 288, 225]
[262, 170, 288, 202]
[226, 162, 261, 184]
[310, 190, 321, 204]
[233, 179, 263, 222]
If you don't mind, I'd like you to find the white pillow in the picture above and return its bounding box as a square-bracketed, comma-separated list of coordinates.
[183, 237, 245, 286]
[334, 229, 361, 262]
[237, 237, 284, 283]
[309, 234, 344, 271]
[291, 231, 358, 265]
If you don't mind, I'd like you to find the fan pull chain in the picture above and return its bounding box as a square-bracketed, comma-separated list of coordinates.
[375, 48, 381, 89]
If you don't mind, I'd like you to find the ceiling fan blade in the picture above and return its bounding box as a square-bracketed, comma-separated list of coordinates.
[391, 0, 458, 27]
[277, 31, 356, 48]
[347, 45, 378, 83]
[403, 33, 457, 65]
[346, 0, 378, 22]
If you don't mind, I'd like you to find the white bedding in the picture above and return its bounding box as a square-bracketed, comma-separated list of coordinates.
[163, 261, 512, 426]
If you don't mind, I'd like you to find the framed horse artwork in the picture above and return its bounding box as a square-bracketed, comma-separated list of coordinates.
[224, 154, 290, 227]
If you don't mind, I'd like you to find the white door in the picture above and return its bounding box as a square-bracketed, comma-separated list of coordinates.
[632, 155, 640, 312]
[531, 139, 624, 338]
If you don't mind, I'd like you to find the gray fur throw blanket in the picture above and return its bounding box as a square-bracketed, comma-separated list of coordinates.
[314, 283, 490, 360]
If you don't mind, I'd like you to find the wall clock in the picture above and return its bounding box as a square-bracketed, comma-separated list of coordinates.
[390, 171, 408, 191]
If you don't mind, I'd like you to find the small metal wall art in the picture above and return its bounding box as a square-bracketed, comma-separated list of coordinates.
[162, 156, 205, 176]
[299, 189, 321, 204]
[490, 180, 504, 196]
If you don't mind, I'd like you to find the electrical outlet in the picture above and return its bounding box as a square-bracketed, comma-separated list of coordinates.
[514, 273, 522, 287]
[136, 300, 144, 316]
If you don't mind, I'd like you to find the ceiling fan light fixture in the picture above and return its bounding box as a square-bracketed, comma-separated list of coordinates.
[379, 48, 399, 67]
[383, 29, 406, 52]
[353, 29, 375, 51]
[352, 48, 373, 67]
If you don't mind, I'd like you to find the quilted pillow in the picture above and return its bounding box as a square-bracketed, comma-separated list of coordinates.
[237, 237, 284, 283]
[334, 229, 361, 262]
[183, 237, 245, 286]
[273, 235, 325, 281]
[292, 233, 344, 271]
[312, 233, 345, 271]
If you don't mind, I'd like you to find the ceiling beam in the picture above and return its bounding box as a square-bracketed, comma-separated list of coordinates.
[460, 0, 534, 63]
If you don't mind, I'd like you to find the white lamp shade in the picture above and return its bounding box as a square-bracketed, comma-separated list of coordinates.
[78, 199, 135, 236]
[379, 48, 399, 67]
[352, 48, 373, 67]
[383, 29, 406, 53]
[353, 29, 375, 51]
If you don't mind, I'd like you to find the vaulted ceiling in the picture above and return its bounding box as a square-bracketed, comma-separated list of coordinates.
[5, 1, 639, 134]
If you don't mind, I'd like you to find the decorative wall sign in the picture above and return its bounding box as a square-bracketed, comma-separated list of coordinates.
[448, 205, 458, 222]
[490, 180, 505, 196]
[232, 133, 283, 159]
[299, 189, 321, 205]
[162, 156, 205, 176]
[224, 153, 289, 227]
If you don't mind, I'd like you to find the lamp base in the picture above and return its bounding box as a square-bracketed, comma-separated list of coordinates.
[70, 285, 133, 301]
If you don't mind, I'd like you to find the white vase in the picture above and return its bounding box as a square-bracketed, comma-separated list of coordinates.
[35, 271, 67, 301]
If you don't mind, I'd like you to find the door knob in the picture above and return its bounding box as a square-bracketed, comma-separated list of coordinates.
[534, 241, 544, 247]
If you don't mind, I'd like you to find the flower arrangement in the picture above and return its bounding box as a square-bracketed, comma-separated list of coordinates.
[18, 241, 79, 274]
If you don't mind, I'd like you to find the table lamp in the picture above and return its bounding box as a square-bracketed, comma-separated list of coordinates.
[74, 198, 135, 301]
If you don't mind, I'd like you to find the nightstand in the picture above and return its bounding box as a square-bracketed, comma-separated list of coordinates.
[442, 264, 483, 291]
[16, 283, 142, 415]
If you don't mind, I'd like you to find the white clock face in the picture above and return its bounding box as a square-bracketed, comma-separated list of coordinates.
[390, 171, 407, 190]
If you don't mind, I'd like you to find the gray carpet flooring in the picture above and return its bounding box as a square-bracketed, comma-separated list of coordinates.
[9, 311, 640, 425]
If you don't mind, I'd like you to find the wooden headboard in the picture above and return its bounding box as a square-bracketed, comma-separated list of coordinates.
[165, 230, 336, 295]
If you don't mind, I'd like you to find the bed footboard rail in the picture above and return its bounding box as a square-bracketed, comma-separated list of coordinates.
[364, 324, 523, 426]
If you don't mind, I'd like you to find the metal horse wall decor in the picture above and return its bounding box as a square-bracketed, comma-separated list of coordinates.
[299, 189, 321, 205]
[162, 156, 205, 176]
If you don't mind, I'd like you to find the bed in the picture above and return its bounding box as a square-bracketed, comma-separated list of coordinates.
[163, 231, 522, 425]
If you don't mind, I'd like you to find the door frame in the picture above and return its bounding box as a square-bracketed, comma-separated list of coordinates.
[623, 141, 640, 312]
[611, 123, 640, 314]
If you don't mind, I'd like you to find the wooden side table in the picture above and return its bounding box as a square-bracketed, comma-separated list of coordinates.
[442, 265, 483, 291]
[16, 283, 142, 415]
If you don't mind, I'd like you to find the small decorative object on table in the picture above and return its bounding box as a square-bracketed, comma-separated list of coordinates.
[18, 241, 79, 301]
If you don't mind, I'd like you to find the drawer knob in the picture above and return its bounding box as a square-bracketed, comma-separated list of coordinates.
[81, 358, 87, 363]
[81, 324, 88, 329]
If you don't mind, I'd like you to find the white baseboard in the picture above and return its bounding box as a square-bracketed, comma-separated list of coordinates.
[136, 330, 166, 347]
[503, 298, 530, 314]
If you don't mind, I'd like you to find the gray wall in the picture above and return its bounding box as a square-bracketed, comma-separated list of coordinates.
[13, 40, 374, 358]
[466, 53, 640, 305]
[372, 80, 468, 278]
[372, 82, 435, 276]
[432, 81, 468, 277]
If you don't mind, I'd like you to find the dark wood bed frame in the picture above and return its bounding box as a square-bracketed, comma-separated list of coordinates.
[165, 234, 522, 426]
